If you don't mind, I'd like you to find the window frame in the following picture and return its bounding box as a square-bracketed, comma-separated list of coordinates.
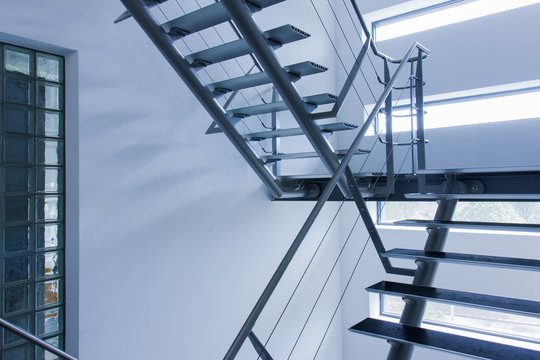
[372, 0, 464, 42]
[377, 294, 540, 347]
[0, 40, 67, 359]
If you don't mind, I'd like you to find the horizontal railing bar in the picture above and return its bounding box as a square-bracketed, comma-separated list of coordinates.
[0, 318, 78, 360]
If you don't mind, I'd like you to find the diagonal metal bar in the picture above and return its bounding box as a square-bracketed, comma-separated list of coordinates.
[221, 0, 351, 197]
[344, 166, 415, 276]
[248, 331, 274, 360]
[311, 34, 371, 120]
[0, 318, 78, 360]
[223, 40, 424, 360]
[350, 0, 430, 64]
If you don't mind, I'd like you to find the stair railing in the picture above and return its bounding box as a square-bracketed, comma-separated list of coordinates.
[0, 317, 78, 360]
[223, 40, 429, 360]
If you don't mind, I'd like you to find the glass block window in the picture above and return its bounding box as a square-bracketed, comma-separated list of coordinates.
[0, 42, 65, 359]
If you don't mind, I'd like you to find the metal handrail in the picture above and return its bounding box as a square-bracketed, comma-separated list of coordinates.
[0, 318, 78, 360]
[350, 0, 430, 63]
[223, 40, 427, 360]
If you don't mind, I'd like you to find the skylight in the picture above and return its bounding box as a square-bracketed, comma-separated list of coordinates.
[375, 0, 540, 42]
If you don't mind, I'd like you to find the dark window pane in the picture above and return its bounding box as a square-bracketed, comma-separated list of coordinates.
[37, 52, 63, 82]
[4, 197, 30, 223]
[4, 256, 31, 283]
[4, 135, 33, 164]
[36, 82, 62, 110]
[4, 76, 33, 105]
[4, 285, 31, 314]
[36, 139, 64, 165]
[4, 45, 32, 76]
[36, 336, 62, 360]
[36, 224, 63, 250]
[3, 344, 32, 359]
[36, 167, 63, 193]
[36, 251, 63, 279]
[4, 226, 31, 252]
[36, 110, 63, 137]
[36, 307, 63, 336]
[36, 280, 61, 308]
[36, 196, 63, 222]
[4, 167, 32, 193]
[4, 105, 33, 134]
[3, 314, 31, 345]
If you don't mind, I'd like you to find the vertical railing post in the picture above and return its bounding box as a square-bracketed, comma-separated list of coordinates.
[271, 87, 280, 177]
[415, 50, 427, 192]
[384, 60, 395, 193]
[409, 61, 417, 174]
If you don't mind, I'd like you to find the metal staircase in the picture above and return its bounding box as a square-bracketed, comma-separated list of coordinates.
[115, 0, 540, 359]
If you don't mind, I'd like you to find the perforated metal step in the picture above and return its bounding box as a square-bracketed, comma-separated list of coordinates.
[350, 318, 540, 360]
[262, 148, 370, 162]
[114, 0, 167, 23]
[246, 122, 356, 141]
[228, 93, 336, 118]
[161, 0, 285, 38]
[207, 61, 328, 96]
[186, 24, 310, 67]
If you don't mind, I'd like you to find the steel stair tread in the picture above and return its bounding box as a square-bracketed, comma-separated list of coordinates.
[228, 93, 337, 118]
[381, 249, 540, 271]
[114, 0, 166, 24]
[185, 24, 310, 67]
[161, 0, 285, 38]
[367, 281, 540, 317]
[207, 61, 328, 96]
[246, 122, 356, 140]
[405, 193, 540, 200]
[262, 148, 370, 162]
[394, 219, 540, 232]
[350, 318, 540, 360]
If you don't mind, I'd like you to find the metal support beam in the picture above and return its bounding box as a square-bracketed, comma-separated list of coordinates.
[414, 54, 427, 192]
[220, 0, 351, 197]
[119, 0, 309, 199]
[386, 180, 467, 360]
[344, 166, 414, 276]
[271, 87, 281, 176]
[247, 331, 274, 360]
